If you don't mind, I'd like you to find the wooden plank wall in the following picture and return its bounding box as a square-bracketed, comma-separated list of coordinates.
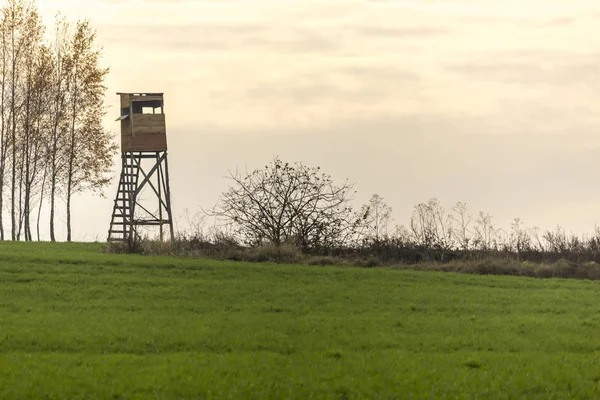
[132, 114, 165, 135]
[120, 118, 132, 151]
[130, 95, 163, 103]
[120, 94, 130, 110]
[128, 114, 167, 152]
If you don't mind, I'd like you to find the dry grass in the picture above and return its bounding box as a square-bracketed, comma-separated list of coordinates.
[393, 258, 600, 280]
[104, 239, 600, 281]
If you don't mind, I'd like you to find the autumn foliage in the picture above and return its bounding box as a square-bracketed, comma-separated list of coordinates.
[0, 0, 116, 241]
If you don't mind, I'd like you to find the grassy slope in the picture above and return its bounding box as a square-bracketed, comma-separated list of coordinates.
[0, 242, 600, 399]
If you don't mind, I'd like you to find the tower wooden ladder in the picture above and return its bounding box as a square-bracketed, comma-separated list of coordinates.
[107, 154, 140, 242]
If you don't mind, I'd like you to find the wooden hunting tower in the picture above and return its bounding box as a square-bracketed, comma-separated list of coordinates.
[107, 93, 174, 243]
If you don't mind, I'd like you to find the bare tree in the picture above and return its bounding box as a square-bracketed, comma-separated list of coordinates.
[587, 226, 600, 261]
[506, 218, 535, 258]
[472, 211, 498, 251]
[410, 198, 453, 250]
[211, 156, 360, 251]
[450, 201, 472, 251]
[393, 224, 413, 245]
[361, 193, 393, 241]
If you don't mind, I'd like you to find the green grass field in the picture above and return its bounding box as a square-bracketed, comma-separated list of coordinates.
[1, 242, 600, 399]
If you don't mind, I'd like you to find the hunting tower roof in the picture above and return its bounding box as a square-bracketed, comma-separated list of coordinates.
[117, 92, 164, 96]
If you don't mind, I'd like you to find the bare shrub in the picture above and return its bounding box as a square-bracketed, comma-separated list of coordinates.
[450, 202, 472, 251]
[409, 198, 453, 251]
[246, 243, 305, 264]
[102, 241, 129, 254]
[307, 256, 338, 266]
[360, 194, 394, 241]
[209, 156, 362, 252]
[360, 257, 382, 268]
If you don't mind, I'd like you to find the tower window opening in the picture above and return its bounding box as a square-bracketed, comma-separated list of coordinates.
[132, 100, 163, 114]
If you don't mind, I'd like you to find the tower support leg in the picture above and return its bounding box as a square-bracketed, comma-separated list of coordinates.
[108, 151, 174, 243]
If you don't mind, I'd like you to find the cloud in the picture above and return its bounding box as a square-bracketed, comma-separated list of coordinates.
[101, 0, 236, 3]
[534, 16, 577, 27]
[341, 66, 421, 82]
[101, 23, 343, 55]
[446, 62, 544, 83]
[445, 58, 600, 87]
[245, 80, 382, 105]
[351, 26, 449, 38]
[242, 65, 422, 107]
[242, 29, 339, 55]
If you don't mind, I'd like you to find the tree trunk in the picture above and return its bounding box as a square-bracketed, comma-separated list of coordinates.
[66, 88, 77, 242]
[10, 24, 16, 241]
[18, 69, 31, 241]
[37, 162, 47, 242]
[0, 23, 7, 241]
[49, 81, 61, 243]
[49, 169, 56, 242]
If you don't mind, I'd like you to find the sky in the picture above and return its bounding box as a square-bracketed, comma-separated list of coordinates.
[35, 0, 600, 241]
